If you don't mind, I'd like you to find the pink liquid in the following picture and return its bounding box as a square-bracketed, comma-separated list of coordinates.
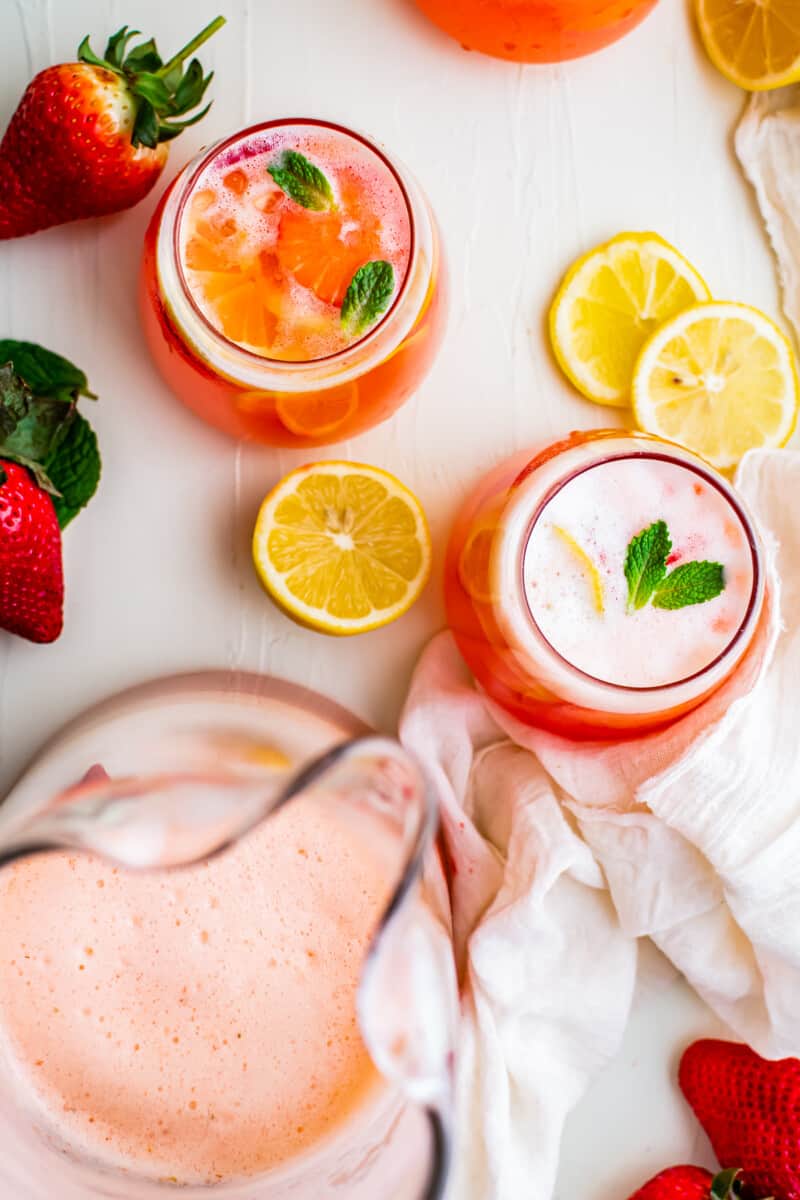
[0, 800, 391, 1184]
[180, 123, 412, 362]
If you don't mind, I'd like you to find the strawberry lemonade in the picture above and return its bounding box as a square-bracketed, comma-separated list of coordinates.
[140, 119, 446, 445]
[445, 431, 766, 737]
[0, 798, 393, 1184]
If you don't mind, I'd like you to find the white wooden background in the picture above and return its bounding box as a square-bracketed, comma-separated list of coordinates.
[0, 0, 780, 1193]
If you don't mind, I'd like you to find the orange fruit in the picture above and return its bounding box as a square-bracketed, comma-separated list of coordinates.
[276, 173, 381, 307]
[275, 384, 358, 437]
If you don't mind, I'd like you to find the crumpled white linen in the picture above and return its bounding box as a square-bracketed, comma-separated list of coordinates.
[736, 85, 800, 344]
[401, 449, 800, 1200]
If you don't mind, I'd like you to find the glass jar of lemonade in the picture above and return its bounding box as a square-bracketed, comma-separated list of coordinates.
[0, 674, 456, 1199]
[140, 120, 447, 446]
[445, 431, 766, 739]
[414, 0, 659, 63]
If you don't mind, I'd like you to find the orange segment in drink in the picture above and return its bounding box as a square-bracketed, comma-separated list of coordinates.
[179, 131, 411, 363]
[277, 176, 382, 307]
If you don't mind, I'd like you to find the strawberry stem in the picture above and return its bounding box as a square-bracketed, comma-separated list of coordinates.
[156, 15, 226, 78]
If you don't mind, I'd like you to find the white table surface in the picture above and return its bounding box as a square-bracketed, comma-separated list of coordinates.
[0, 0, 780, 1194]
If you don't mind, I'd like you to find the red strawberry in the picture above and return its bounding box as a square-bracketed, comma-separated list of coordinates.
[680, 1039, 800, 1200]
[0, 17, 224, 239]
[627, 1167, 741, 1200]
[0, 460, 63, 643]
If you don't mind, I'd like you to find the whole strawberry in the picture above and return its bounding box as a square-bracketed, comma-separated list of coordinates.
[0, 17, 224, 239]
[0, 460, 63, 643]
[627, 1166, 741, 1200]
[680, 1040, 800, 1200]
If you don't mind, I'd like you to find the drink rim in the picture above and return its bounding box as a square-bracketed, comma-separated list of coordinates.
[517, 449, 764, 695]
[171, 117, 417, 369]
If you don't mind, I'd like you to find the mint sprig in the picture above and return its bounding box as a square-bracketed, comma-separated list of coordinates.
[0, 343, 101, 527]
[267, 150, 335, 212]
[341, 261, 395, 336]
[652, 561, 725, 609]
[624, 520, 725, 612]
[624, 519, 671, 610]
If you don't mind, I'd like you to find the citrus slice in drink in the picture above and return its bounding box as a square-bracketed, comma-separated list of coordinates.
[549, 232, 711, 407]
[277, 175, 382, 307]
[695, 0, 800, 91]
[632, 301, 799, 470]
[274, 384, 359, 438]
[252, 462, 431, 635]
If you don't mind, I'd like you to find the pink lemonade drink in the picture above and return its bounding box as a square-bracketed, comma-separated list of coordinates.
[0, 677, 455, 1198]
[140, 119, 447, 446]
[0, 800, 391, 1184]
[445, 431, 766, 738]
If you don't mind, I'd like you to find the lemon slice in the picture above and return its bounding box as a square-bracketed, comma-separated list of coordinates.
[550, 232, 711, 407]
[696, 0, 800, 91]
[552, 526, 605, 614]
[253, 462, 432, 635]
[632, 301, 799, 470]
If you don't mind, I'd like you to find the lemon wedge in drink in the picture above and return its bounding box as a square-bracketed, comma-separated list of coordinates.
[549, 232, 711, 407]
[695, 0, 800, 91]
[552, 526, 605, 615]
[252, 462, 431, 635]
[632, 301, 798, 470]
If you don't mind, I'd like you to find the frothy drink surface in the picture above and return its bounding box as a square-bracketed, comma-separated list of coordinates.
[180, 123, 412, 362]
[0, 800, 390, 1183]
[522, 455, 755, 688]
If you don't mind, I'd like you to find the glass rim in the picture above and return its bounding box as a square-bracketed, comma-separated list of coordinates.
[171, 117, 418, 370]
[518, 449, 764, 696]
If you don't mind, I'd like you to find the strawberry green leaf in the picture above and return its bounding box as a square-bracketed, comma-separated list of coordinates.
[341, 261, 395, 336]
[652, 560, 725, 609]
[174, 59, 211, 112]
[103, 26, 140, 69]
[710, 1169, 742, 1200]
[45, 414, 101, 529]
[123, 37, 163, 74]
[0, 363, 74, 473]
[156, 103, 212, 142]
[130, 73, 172, 111]
[132, 99, 160, 149]
[78, 35, 116, 73]
[0, 467, 5, 488]
[0, 341, 95, 404]
[268, 151, 335, 212]
[624, 520, 671, 611]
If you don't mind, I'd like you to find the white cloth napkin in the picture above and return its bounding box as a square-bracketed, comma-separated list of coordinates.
[401, 449, 800, 1200]
[736, 85, 800, 344]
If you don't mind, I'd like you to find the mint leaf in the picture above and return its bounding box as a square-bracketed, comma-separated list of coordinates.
[0, 363, 73, 488]
[0, 341, 95, 404]
[341, 261, 395, 336]
[45, 414, 101, 528]
[652, 560, 725, 610]
[267, 150, 335, 212]
[624, 520, 671, 610]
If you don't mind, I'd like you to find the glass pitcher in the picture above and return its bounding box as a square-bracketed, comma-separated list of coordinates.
[0, 672, 457, 1199]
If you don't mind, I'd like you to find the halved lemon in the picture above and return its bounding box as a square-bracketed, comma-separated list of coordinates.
[695, 0, 800, 92]
[550, 232, 711, 407]
[632, 301, 799, 470]
[252, 462, 432, 635]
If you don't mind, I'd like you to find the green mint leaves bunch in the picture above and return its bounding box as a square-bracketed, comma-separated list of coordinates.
[624, 519, 725, 612]
[0, 341, 101, 528]
[267, 149, 396, 336]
